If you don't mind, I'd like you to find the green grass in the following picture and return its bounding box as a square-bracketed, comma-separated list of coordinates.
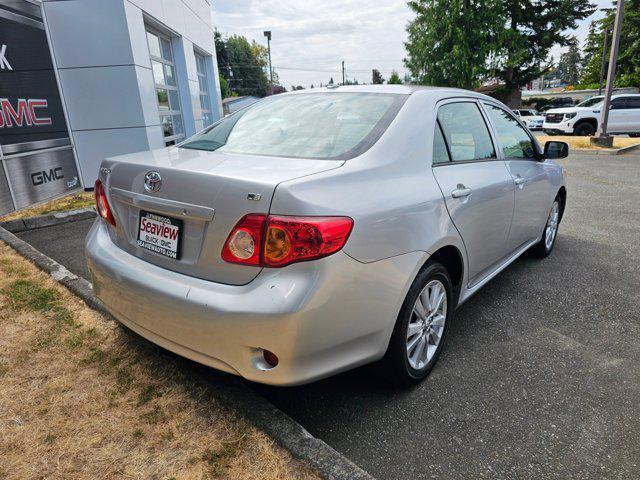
[2, 279, 59, 311]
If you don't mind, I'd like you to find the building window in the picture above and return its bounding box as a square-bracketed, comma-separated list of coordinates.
[146, 28, 184, 146]
[195, 52, 213, 127]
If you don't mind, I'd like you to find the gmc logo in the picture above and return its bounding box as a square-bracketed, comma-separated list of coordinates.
[0, 98, 52, 128]
[31, 167, 64, 186]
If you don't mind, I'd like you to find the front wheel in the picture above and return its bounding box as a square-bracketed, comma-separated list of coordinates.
[573, 122, 596, 136]
[531, 198, 561, 257]
[382, 262, 453, 386]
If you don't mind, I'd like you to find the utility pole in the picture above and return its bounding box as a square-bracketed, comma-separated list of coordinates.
[264, 31, 273, 95]
[598, 28, 611, 96]
[592, 0, 624, 147]
[342, 60, 345, 85]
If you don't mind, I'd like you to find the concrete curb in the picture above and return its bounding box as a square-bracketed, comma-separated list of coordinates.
[572, 143, 640, 156]
[0, 207, 97, 233]
[0, 224, 374, 480]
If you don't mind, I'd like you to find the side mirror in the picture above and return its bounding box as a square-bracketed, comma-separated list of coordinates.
[544, 141, 569, 160]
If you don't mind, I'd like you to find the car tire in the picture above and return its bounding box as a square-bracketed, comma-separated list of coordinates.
[573, 121, 596, 136]
[531, 197, 561, 257]
[382, 262, 453, 386]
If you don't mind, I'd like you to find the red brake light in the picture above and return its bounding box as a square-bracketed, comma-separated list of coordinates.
[221, 214, 353, 267]
[263, 216, 353, 267]
[94, 179, 116, 226]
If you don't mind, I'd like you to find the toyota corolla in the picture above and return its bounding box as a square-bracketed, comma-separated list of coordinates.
[85, 86, 568, 386]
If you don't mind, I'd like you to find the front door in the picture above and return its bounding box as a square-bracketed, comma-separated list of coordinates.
[482, 103, 552, 250]
[431, 100, 515, 284]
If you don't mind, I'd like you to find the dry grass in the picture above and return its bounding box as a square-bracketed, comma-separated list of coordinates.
[0, 192, 94, 222]
[0, 244, 320, 480]
[538, 135, 640, 150]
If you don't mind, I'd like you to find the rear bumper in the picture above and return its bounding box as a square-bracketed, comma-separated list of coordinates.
[85, 220, 422, 385]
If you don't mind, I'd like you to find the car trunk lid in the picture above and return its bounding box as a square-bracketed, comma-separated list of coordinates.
[101, 147, 343, 285]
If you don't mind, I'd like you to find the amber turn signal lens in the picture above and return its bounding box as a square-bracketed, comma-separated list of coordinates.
[264, 225, 291, 263]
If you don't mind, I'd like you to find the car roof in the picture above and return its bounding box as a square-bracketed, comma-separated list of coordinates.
[283, 84, 499, 102]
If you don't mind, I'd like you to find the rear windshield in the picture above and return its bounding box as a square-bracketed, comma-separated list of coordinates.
[180, 92, 407, 160]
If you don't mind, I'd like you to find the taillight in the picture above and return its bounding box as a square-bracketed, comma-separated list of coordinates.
[221, 214, 266, 266]
[222, 214, 353, 267]
[94, 179, 116, 226]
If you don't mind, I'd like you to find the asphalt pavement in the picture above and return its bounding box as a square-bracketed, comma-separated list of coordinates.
[15, 153, 640, 479]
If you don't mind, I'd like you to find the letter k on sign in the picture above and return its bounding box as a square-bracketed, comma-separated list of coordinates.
[0, 45, 12, 71]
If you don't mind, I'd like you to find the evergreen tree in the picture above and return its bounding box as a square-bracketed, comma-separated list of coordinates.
[557, 38, 582, 85]
[405, 0, 498, 89]
[405, 0, 595, 104]
[388, 71, 403, 84]
[372, 69, 385, 84]
[581, 0, 640, 88]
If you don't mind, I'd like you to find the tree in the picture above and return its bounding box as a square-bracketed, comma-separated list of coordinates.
[488, 0, 595, 104]
[405, 0, 499, 90]
[405, 0, 595, 105]
[215, 32, 270, 97]
[218, 74, 231, 99]
[580, 1, 640, 88]
[557, 38, 582, 85]
[372, 69, 385, 84]
[251, 40, 280, 86]
[388, 71, 403, 84]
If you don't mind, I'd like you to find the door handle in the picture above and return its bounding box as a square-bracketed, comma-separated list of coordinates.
[514, 175, 525, 186]
[451, 186, 472, 198]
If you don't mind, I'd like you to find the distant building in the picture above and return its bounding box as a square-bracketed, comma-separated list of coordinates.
[222, 96, 260, 116]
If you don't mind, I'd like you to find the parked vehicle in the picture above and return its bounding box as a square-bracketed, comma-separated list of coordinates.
[85, 86, 568, 386]
[543, 94, 640, 136]
[514, 109, 545, 130]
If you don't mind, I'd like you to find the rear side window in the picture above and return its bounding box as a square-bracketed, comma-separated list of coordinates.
[432, 123, 450, 164]
[484, 104, 537, 159]
[437, 102, 496, 162]
[624, 97, 640, 109]
[180, 93, 407, 160]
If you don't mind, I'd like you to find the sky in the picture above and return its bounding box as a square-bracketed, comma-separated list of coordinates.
[213, 0, 614, 89]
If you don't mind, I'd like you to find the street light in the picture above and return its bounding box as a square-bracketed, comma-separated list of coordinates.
[263, 30, 273, 95]
[592, 1, 625, 147]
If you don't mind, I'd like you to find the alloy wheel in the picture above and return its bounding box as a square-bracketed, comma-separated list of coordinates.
[545, 201, 560, 251]
[406, 279, 447, 370]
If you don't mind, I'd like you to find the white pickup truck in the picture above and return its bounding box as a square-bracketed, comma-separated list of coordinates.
[543, 94, 640, 137]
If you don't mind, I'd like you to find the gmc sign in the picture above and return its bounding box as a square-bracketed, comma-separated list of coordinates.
[0, 1, 80, 216]
[31, 167, 64, 186]
[0, 98, 52, 127]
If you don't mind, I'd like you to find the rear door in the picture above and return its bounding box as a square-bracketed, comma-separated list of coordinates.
[625, 96, 640, 133]
[431, 100, 515, 284]
[607, 97, 628, 132]
[482, 102, 552, 251]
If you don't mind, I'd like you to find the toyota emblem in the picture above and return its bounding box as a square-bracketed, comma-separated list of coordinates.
[144, 171, 162, 193]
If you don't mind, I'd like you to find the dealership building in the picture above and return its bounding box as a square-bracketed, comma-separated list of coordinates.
[0, 0, 223, 216]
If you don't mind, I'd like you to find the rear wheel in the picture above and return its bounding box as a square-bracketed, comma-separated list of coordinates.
[573, 121, 596, 136]
[383, 262, 453, 386]
[531, 198, 561, 257]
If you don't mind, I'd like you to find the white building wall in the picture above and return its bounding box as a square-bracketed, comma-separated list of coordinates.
[42, 0, 222, 186]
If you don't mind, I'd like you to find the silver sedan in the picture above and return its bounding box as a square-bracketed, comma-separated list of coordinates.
[85, 86, 568, 386]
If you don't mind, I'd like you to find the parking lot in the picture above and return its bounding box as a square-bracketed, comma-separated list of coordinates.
[16, 153, 640, 479]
